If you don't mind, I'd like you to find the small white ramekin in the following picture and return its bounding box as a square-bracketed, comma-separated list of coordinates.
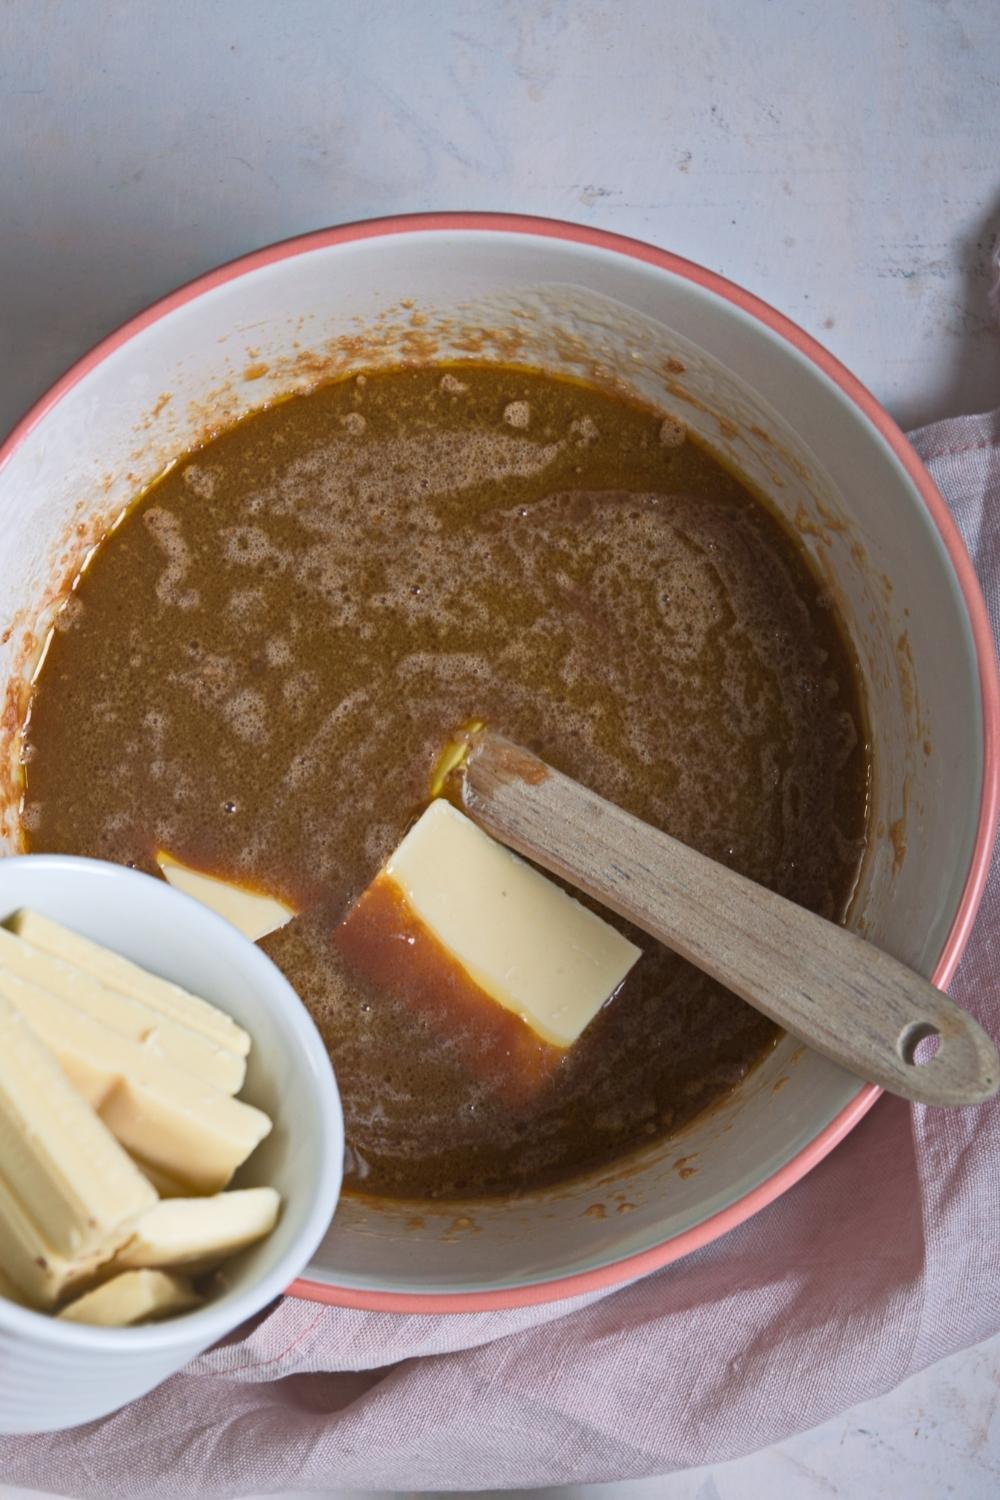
[0, 853, 343, 1433]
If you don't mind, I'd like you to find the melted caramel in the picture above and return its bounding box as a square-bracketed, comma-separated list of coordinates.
[21, 365, 869, 1200]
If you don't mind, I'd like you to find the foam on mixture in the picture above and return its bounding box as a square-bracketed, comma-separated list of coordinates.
[21, 366, 869, 1201]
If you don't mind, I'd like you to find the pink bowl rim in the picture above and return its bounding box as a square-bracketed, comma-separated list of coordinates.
[2, 211, 996, 1315]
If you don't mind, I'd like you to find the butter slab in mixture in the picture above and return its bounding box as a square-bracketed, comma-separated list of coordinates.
[335, 800, 640, 1100]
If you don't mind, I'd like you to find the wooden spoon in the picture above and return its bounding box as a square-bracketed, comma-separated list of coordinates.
[454, 729, 998, 1107]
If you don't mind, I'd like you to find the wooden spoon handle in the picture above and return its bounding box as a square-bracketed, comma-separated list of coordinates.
[458, 732, 998, 1107]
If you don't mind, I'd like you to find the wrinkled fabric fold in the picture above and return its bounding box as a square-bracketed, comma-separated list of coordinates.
[1, 409, 997, 1497]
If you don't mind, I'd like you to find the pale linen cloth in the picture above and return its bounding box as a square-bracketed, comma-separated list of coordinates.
[1, 404, 997, 1495]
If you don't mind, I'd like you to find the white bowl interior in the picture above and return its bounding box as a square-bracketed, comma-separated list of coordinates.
[0, 228, 983, 1300]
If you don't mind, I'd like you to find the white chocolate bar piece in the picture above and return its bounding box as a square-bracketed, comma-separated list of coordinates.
[0, 925, 244, 1094]
[156, 851, 296, 942]
[0, 969, 271, 1194]
[8, 910, 250, 1058]
[0, 993, 156, 1307]
[115, 1187, 280, 1273]
[58, 1269, 201, 1326]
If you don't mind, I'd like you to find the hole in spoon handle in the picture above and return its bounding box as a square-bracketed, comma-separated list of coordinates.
[897, 1021, 941, 1066]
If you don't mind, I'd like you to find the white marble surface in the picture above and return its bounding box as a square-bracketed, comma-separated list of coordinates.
[1, 0, 998, 1494]
[2, 0, 999, 438]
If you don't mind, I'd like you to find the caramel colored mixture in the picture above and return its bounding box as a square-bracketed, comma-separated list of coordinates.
[22, 366, 868, 1200]
[333, 873, 564, 1108]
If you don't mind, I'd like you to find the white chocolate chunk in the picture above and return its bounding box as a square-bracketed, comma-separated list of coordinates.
[0, 1170, 124, 1308]
[0, 969, 271, 1194]
[156, 851, 297, 941]
[130, 1158, 190, 1199]
[0, 993, 156, 1307]
[384, 800, 641, 1048]
[0, 1264, 26, 1306]
[8, 910, 250, 1058]
[58, 1269, 201, 1326]
[115, 1187, 280, 1273]
[0, 926, 244, 1094]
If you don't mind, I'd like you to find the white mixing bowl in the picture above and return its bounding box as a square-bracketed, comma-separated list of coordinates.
[0, 213, 995, 1317]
